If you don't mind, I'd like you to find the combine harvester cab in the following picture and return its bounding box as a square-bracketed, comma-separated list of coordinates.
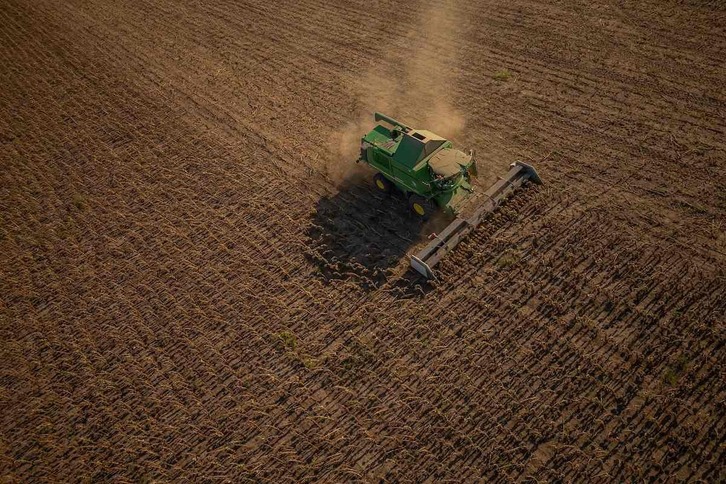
[357, 112, 542, 279]
[358, 112, 478, 218]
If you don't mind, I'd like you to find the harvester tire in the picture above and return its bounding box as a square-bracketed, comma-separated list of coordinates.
[408, 194, 435, 220]
[373, 173, 392, 194]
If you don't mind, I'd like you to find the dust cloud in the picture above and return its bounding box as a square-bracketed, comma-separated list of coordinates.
[404, 1, 466, 139]
[326, 0, 467, 185]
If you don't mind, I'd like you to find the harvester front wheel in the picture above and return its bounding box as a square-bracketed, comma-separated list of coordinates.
[373, 173, 392, 194]
[408, 194, 435, 220]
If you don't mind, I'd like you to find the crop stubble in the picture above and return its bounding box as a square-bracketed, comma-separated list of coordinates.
[1, 0, 724, 481]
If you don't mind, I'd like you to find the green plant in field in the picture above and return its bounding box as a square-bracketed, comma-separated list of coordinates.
[341, 356, 356, 371]
[495, 249, 520, 268]
[278, 331, 297, 350]
[72, 192, 86, 210]
[301, 355, 317, 369]
[493, 69, 512, 81]
[663, 368, 678, 386]
[663, 354, 689, 386]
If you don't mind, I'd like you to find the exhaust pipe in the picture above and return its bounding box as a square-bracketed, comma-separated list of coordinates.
[374, 112, 412, 131]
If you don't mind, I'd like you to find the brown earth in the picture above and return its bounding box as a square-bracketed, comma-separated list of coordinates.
[1, 0, 725, 481]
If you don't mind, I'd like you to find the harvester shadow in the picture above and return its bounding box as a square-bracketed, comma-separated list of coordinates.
[306, 179, 432, 289]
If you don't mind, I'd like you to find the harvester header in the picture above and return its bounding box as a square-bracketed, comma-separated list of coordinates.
[411, 161, 541, 279]
[356, 112, 542, 279]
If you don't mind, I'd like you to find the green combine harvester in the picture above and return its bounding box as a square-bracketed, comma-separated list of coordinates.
[357, 112, 542, 279]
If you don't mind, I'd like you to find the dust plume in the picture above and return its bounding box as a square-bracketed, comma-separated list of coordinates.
[323, 71, 398, 185]
[403, 0, 466, 139]
[322, 115, 369, 186]
[327, 0, 466, 185]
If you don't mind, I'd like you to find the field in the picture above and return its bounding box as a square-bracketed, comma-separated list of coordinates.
[1, 0, 725, 481]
